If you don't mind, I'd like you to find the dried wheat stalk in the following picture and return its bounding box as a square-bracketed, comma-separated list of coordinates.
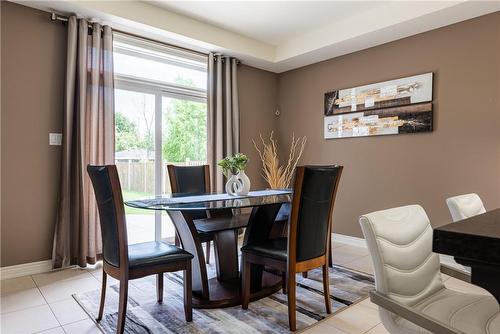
[253, 131, 307, 189]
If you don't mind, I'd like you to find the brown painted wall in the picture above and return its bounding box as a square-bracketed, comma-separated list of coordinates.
[277, 12, 500, 238]
[1, 2, 67, 266]
[238, 65, 279, 190]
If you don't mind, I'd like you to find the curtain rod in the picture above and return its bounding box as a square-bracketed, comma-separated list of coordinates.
[50, 12, 209, 58]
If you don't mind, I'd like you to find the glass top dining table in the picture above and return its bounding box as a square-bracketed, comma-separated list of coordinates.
[124, 189, 292, 309]
[125, 189, 292, 211]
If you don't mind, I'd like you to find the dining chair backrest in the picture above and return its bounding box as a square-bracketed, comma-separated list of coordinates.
[167, 165, 211, 195]
[359, 205, 445, 330]
[87, 165, 128, 268]
[446, 193, 486, 222]
[288, 165, 343, 263]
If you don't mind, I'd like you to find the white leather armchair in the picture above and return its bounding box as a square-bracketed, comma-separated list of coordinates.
[446, 193, 486, 222]
[359, 204, 500, 334]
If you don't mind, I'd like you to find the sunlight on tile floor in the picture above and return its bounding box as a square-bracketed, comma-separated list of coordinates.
[0, 241, 486, 333]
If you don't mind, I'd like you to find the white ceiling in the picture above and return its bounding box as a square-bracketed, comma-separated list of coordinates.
[146, 1, 385, 46]
[11, 0, 500, 72]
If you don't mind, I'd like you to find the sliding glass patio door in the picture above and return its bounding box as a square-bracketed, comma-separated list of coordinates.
[160, 96, 207, 241]
[114, 89, 157, 244]
[112, 33, 207, 244]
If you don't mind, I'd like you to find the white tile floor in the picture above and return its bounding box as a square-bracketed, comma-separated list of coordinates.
[0, 241, 487, 334]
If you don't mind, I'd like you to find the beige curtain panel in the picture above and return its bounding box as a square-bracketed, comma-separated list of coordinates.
[207, 53, 240, 192]
[52, 17, 115, 269]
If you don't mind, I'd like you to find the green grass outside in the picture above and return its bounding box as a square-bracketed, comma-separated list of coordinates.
[123, 190, 155, 215]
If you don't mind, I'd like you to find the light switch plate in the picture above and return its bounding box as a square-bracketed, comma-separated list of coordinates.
[49, 133, 63, 146]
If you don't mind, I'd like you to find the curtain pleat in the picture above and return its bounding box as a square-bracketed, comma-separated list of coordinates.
[207, 53, 240, 192]
[52, 17, 114, 269]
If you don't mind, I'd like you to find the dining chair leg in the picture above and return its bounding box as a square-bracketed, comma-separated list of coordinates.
[328, 237, 333, 268]
[117, 279, 129, 334]
[97, 270, 107, 321]
[205, 241, 211, 264]
[241, 255, 251, 309]
[157, 273, 164, 303]
[184, 262, 193, 322]
[282, 272, 287, 294]
[287, 271, 297, 331]
[322, 264, 332, 314]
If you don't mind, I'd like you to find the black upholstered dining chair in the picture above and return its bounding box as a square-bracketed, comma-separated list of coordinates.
[241, 165, 343, 331]
[87, 165, 193, 334]
[167, 164, 232, 264]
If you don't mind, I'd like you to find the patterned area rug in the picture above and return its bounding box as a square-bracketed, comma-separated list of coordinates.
[74, 263, 374, 333]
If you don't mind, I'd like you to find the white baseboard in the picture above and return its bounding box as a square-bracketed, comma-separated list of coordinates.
[0, 260, 53, 280]
[332, 233, 367, 249]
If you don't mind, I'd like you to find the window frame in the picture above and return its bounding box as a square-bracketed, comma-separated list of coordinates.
[113, 33, 208, 242]
[113, 32, 208, 103]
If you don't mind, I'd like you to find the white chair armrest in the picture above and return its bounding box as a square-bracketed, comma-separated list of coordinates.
[440, 264, 471, 283]
[369, 290, 464, 334]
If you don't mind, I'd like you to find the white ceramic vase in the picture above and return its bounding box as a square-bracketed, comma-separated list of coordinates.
[235, 170, 251, 196]
[225, 174, 241, 196]
[225, 171, 251, 196]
